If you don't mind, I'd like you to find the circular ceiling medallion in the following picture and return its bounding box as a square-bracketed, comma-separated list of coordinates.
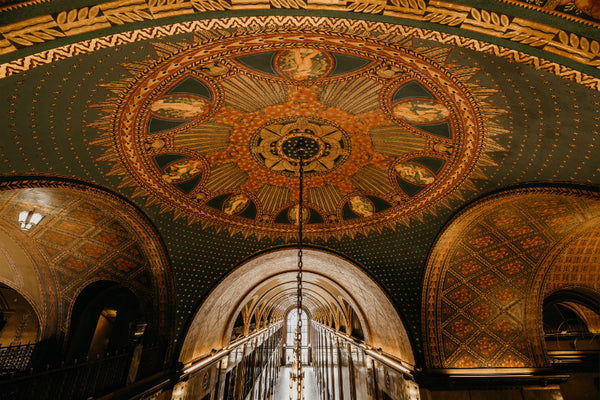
[95, 28, 502, 240]
[250, 117, 350, 177]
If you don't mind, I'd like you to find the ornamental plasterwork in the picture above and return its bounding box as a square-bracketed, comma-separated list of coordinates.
[0, 0, 599, 76]
[90, 25, 508, 240]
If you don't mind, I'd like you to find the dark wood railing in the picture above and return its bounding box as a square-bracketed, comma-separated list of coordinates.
[0, 342, 167, 400]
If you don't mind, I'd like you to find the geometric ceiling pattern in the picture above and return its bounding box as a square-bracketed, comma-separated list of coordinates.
[422, 187, 600, 369]
[542, 224, 600, 297]
[0, 180, 175, 340]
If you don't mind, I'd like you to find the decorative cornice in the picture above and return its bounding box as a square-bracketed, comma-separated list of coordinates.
[0, 2, 598, 77]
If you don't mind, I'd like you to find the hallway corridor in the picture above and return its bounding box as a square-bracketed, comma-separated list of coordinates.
[272, 367, 320, 400]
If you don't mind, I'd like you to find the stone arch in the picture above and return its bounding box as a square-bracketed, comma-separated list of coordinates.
[0, 177, 175, 355]
[0, 282, 41, 347]
[422, 186, 600, 369]
[526, 220, 600, 365]
[179, 248, 415, 368]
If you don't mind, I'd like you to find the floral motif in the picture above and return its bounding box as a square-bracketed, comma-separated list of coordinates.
[506, 225, 533, 237]
[493, 287, 517, 304]
[520, 236, 545, 249]
[454, 354, 480, 368]
[492, 319, 516, 338]
[469, 235, 494, 249]
[457, 260, 481, 276]
[448, 287, 473, 305]
[476, 273, 500, 290]
[500, 259, 525, 275]
[451, 318, 475, 339]
[470, 302, 493, 321]
[113, 257, 139, 273]
[474, 335, 499, 358]
[250, 117, 350, 176]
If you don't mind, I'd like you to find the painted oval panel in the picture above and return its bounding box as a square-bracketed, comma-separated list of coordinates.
[393, 99, 450, 123]
[395, 162, 435, 186]
[288, 205, 310, 225]
[151, 96, 210, 119]
[223, 194, 250, 215]
[161, 159, 204, 183]
[278, 48, 330, 80]
[349, 195, 374, 217]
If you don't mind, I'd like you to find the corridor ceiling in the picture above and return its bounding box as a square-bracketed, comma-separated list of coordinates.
[0, 0, 598, 364]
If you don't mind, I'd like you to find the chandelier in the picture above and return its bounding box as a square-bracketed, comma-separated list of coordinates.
[290, 140, 306, 400]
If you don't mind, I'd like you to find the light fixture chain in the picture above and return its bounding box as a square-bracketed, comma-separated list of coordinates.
[296, 140, 305, 400]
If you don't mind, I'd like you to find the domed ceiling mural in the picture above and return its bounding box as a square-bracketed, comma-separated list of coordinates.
[90, 27, 506, 240]
[0, 0, 598, 363]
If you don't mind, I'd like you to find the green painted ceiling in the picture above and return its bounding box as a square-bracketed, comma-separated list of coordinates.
[0, 0, 598, 361]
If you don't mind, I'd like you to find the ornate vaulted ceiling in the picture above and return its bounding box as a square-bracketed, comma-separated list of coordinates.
[0, 0, 598, 364]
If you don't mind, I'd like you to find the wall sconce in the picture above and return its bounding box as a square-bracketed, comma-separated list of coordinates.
[18, 209, 43, 230]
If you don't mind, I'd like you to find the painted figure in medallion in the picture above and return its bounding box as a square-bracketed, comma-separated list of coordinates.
[161, 159, 203, 183]
[288, 204, 310, 225]
[223, 194, 250, 215]
[151, 96, 209, 119]
[279, 48, 329, 80]
[393, 100, 449, 123]
[349, 196, 374, 217]
[395, 163, 435, 185]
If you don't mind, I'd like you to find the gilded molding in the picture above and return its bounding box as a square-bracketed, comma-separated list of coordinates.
[0, 1, 598, 74]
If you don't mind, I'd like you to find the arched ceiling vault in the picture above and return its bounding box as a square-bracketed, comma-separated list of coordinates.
[179, 249, 415, 366]
[423, 186, 600, 370]
[0, 0, 598, 368]
[247, 283, 342, 328]
[243, 272, 363, 331]
[0, 178, 176, 344]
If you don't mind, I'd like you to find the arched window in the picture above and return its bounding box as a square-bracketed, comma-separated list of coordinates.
[286, 308, 308, 365]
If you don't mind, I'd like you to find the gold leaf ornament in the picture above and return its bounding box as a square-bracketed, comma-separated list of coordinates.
[78, 7, 89, 20]
[67, 9, 77, 23]
[558, 30, 569, 45]
[570, 33, 579, 49]
[89, 6, 101, 19]
[481, 9, 490, 24]
[580, 37, 589, 53]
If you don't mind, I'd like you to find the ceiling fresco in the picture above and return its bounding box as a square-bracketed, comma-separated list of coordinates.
[90, 28, 506, 240]
[0, 0, 598, 365]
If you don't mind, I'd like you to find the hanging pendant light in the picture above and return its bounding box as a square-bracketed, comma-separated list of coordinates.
[290, 139, 306, 400]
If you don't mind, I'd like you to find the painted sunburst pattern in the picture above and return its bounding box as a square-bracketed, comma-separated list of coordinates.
[90, 27, 507, 241]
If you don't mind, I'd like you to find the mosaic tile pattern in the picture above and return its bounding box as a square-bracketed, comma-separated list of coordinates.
[422, 187, 600, 368]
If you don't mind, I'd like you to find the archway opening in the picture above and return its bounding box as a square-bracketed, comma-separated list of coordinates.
[67, 281, 142, 362]
[543, 290, 600, 362]
[285, 307, 309, 365]
[177, 249, 418, 400]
